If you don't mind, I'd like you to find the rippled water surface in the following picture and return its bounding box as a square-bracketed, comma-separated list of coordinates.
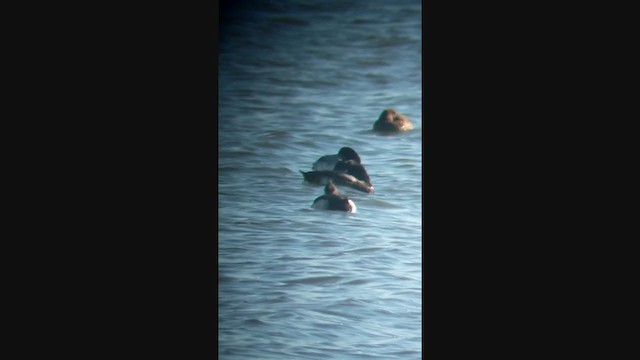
[219, 1, 421, 358]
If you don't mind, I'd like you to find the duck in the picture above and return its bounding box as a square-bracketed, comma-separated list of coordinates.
[372, 109, 414, 132]
[312, 181, 357, 213]
[333, 159, 371, 184]
[299, 170, 374, 194]
[312, 147, 361, 171]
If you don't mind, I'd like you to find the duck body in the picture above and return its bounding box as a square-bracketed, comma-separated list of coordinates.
[312, 147, 361, 171]
[299, 170, 374, 194]
[312, 181, 357, 213]
[373, 109, 414, 132]
[333, 160, 371, 184]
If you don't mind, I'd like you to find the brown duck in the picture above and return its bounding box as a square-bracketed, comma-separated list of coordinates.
[372, 109, 414, 132]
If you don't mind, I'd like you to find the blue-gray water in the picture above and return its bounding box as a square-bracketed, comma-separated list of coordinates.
[218, 1, 421, 358]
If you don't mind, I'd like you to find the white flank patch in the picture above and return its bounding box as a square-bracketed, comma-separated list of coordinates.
[312, 199, 330, 210]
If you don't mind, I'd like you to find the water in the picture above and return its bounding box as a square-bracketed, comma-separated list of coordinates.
[218, 1, 422, 358]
